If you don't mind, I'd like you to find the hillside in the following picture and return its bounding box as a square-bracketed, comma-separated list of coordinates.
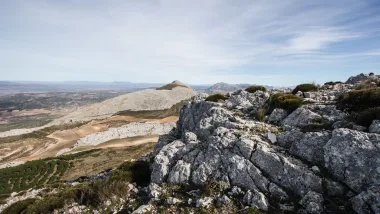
[0, 81, 196, 138]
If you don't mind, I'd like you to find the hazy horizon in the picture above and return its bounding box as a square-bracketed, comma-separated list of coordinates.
[1, 1, 380, 85]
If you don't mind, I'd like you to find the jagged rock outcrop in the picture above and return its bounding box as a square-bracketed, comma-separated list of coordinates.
[225, 89, 269, 113]
[148, 91, 380, 213]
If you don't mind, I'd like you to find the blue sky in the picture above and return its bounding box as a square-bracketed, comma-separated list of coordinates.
[1, 0, 380, 86]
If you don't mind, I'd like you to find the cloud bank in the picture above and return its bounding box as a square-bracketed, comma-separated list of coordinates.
[1, 0, 380, 85]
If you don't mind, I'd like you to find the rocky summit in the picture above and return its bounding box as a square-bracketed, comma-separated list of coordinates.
[145, 77, 380, 213]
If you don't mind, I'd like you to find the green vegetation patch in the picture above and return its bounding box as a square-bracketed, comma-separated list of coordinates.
[245, 86, 267, 93]
[266, 93, 303, 113]
[324, 81, 343, 86]
[348, 107, 380, 127]
[110, 161, 151, 186]
[0, 150, 98, 195]
[1, 198, 36, 214]
[205, 94, 227, 102]
[337, 88, 380, 112]
[0, 159, 70, 194]
[292, 84, 318, 95]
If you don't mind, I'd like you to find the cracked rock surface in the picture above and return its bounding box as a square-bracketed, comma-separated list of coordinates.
[149, 90, 380, 213]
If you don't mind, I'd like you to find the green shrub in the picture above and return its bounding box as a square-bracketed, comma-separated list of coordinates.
[324, 81, 343, 86]
[267, 93, 303, 113]
[27, 196, 64, 214]
[245, 86, 266, 93]
[255, 109, 265, 122]
[205, 94, 227, 102]
[337, 88, 380, 111]
[111, 161, 151, 186]
[292, 84, 318, 95]
[1, 198, 36, 214]
[349, 107, 380, 127]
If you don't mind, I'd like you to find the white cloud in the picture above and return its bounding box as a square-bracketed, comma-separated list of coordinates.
[0, 0, 380, 85]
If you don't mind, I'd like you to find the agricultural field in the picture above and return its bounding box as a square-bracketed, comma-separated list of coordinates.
[0, 150, 97, 195]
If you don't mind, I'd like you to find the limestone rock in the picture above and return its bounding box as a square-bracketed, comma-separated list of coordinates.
[132, 204, 154, 214]
[151, 140, 185, 184]
[289, 131, 331, 164]
[166, 197, 182, 205]
[167, 160, 191, 185]
[243, 189, 269, 211]
[282, 108, 322, 127]
[268, 108, 288, 124]
[299, 191, 324, 214]
[324, 129, 380, 193]
[196, 197, 213, 208]
[369, 120, 380, 134]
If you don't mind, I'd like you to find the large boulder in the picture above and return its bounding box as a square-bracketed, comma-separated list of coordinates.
[268, 108, 288, 124]
[289, 131, 331, 164]
[324, 129, 380, 193]
[282, 108, 322, 127]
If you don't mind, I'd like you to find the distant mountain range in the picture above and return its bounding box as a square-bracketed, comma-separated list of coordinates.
[0, 81, 289, 96]
[206, 82, 275, 94]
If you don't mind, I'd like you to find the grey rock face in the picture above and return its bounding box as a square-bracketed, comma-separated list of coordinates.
[324, 179, 347, 197]
[289, 131, 331, 164]
[324, 129, 380, 193]
[151, 140, 185, 184]
[225, 90, 269, 113]
[243, 189, 269, 211]
[277, 129, 304, 149]
[167, 160, 191, 185]
[282, 108, 322, 127]
[351, 185, 380, 214]
[268, 108, 288, 124]
[299, 191, 324, 214]
[369, 120, 380, 134]
[148, 183, 162, 199]
[269, 183, 289, 200]
[306, 104, 345, 123]
[149, 92, 380, 213]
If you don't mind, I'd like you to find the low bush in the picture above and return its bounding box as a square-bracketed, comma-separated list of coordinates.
[266, 93, 303, 113]
[255, 109, 265, 122]
[337, 88, 380, 111]
[245, 86, 266, 93]
[205, 94, 227, 102]
[111, 161, 151, 186]
[292, 84, 318, 95]
[27, 196, 64, 214]
[349, 107, 380, 127]
[1, 198, 36, 214]
[324, 81, 343, 86]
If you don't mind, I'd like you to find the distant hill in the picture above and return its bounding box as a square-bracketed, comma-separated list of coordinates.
[206, 82, 274, 94]
[52, 81, 197, 124]
[0, 81, 210, 96]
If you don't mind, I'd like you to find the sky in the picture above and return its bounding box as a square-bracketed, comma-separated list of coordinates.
[1, 0, 380, 86]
